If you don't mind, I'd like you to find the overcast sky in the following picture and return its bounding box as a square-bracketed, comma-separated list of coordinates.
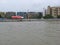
[0, 0, 60, 12]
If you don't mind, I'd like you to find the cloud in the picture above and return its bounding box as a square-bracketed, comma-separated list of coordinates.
[0, 0, 8, 3]
[0, 0, 60, 12]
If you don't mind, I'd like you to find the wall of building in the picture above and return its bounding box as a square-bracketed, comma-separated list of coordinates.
[6, 12, 16, 18]
[45, 6, 60, 18]
[27, 12, 41, 19]
[17, 12, 28, 19]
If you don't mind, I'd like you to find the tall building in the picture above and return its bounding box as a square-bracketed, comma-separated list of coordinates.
[45, 6, 60, 17]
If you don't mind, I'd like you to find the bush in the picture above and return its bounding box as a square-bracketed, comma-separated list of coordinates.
[0, 15, 2, 18]
[6, 16, 12, 19]
[37, 15, 42, 19]
[43, 14, 54, 19]
[57, 15, 60, 18]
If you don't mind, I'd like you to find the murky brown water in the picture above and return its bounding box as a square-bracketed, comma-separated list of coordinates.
[0, 21, 60, 45]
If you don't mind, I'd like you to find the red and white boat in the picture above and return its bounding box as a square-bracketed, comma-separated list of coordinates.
[11, 16, 24, 19]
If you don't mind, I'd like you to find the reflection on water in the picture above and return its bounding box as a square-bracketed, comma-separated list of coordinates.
[0, 21, 60, 45]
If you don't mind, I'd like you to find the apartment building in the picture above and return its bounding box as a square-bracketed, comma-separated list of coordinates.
[45, 6, 60, 17]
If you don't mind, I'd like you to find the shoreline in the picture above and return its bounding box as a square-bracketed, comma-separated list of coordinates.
[0, 19, 60, 22]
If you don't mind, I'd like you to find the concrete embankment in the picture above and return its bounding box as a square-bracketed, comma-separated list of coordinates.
[0, 19, 60, 22]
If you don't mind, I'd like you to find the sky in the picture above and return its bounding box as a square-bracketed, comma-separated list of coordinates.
[0, 0, 60, 12]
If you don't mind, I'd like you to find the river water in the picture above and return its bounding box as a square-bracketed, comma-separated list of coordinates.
[0, 21, 60, 45]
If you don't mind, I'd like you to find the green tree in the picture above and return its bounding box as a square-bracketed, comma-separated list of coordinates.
[57, 15, 60, 18]
[0, 12, 6, 18]
[0, 15, 2, 18]
[43, 14, 54, 19]
[5, 14, 12, 19]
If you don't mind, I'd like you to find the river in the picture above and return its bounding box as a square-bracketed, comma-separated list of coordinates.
[0, 21, 60, 45]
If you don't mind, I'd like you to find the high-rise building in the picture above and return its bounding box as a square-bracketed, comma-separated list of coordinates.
[45, 6, 60, 17]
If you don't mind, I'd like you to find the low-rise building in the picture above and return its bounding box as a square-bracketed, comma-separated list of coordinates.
[17, 12, 28, 19]
[27, 12, 42, 19]
[6, 12, 16, 18]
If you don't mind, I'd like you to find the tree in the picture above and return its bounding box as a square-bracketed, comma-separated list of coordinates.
[5, 14, 12, 19]
[43, 14, 54, 19]
[0, 15, 2, 18]
[0, 12, 6, 18]
[57, 15, 60, 18]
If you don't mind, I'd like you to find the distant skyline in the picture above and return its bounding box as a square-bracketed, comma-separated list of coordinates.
[0, 0, 60, 12]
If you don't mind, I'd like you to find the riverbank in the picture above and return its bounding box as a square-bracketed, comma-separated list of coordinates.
[0, 19, 60, 22]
